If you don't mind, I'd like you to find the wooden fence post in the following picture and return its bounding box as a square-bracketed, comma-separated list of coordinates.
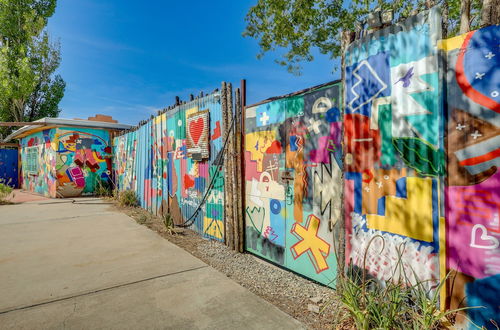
[226, 82, 237, 251]
[239, 80, 247, 253]
[221, 82, 233, 248]
[233, 88, 244, 252]
[338, 30, 355, 283]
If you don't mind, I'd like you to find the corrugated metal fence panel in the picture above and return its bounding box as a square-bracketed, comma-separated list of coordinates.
[112, 91, 225, 241]
[244, 82, 342, 288]
[443, 25, 500, 328]
[344, 7, 444, 290]
[0, 148, 18, 188]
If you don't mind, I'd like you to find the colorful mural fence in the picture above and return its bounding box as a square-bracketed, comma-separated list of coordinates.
[113, 91, 226, 240]
[20, 128, 113, 198]
[20, 130, 57, 197]
[344, 7, 445, 291]
[441, 25, 500, 328]
[343, 8, 499, 328]
[244, 82, 343, 287]
[105, 14, 498, 325]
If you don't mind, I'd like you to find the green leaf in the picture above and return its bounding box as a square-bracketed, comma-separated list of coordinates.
[392, 137, 446, 176]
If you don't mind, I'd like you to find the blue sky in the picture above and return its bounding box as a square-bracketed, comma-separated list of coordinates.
[47, 0, 340, 125]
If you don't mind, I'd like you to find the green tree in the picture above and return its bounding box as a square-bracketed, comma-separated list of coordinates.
[243, 0, 486, 74]
[0, 0, 64, 136]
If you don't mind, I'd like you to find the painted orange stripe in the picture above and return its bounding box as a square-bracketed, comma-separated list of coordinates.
[459, 148, 500, 166]
[455, 30, 500, 113]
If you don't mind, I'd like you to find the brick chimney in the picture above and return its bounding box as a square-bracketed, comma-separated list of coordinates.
[86, 114, 118, 123]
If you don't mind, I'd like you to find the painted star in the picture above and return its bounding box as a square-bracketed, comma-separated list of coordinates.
[376, 181, 383, 188]
[456, 123, 466, 130]
[475, 72, 485, 80]
[485, 52, 495, 60]
[471, 130, 482, 140]
[364, 186, 370, 192]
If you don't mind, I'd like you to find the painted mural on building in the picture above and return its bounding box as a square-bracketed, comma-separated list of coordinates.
[244, 82, 343, 287]
[20, 127, 112, 198]
[113, 92, 225, 240]
[55, 128, 112, 197]
[20, 129, 57, 197]
[441, 25, 500, 329]
[344, 8, 445, 291]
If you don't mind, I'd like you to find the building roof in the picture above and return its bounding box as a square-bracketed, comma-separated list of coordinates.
[4, 116, 132, 142]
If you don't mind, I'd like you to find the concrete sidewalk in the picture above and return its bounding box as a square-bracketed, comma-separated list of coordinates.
[0, 199, 303, 329]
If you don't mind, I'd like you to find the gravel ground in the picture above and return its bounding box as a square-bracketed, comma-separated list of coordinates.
[113, 204, 347, 329]
[196, 240, 345, 329]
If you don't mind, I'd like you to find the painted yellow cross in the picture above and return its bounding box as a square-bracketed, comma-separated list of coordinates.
[290, 214, 330, 273]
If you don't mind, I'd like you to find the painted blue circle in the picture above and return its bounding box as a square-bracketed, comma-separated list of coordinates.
[270, 199, 281, 214]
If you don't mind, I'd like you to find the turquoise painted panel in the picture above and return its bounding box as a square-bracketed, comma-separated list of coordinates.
[113, 92, 225, 240]
[244, 82, 343, 287]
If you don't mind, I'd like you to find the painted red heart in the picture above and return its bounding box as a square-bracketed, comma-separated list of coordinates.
[184, 174, 195, 189]
[189, 117, 205, 146]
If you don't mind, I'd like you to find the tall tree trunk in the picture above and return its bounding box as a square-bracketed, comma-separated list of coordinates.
[442, 0, 449, 38]
[12, 99, 25, 122]
[481, 0, 500, 27]
[459, 0, 471, 34]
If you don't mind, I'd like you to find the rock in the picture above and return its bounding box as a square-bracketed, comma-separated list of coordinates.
[308, 304, 320, 314]
[309, 296, 323, 304]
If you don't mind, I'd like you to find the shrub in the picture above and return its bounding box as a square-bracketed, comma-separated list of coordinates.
[118, 190, 139, 207]
[94, 179, 113, 197]
[336, 236, 475, 329]
[162, 213, 176, 235]
[136, 213, 150, 224]
[0, 183, 13, 203]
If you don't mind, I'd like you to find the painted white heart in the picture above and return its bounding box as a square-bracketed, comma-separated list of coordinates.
[470, 224, 499, 250]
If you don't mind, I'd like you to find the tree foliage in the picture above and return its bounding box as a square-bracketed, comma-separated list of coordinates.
[243, 0, 484, 73]
[0, 0, 64, 136]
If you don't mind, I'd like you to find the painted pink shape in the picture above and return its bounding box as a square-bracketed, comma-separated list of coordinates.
[309, 122, 341, 163]
[144, 179, 152, 207]
[68, 167, 86, 188]
[446, 170, 500, 279]
[198, 162, 209, 178]
[85, 149, 99, 167]
[74, 151, 85, 166]
[344, 178, 355, 266]
[245, 151, 260, 181]
[181, 157, 187, 198]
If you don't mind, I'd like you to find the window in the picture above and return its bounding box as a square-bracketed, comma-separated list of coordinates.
[25, 146, 39, 174]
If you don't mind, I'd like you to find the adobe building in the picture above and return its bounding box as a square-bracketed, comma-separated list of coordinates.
[5, 115, 131, 198]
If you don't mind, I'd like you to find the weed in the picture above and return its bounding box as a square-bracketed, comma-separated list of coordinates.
[136, 213, 150, 224]
[94, 178, 113, 197]
[162, 213, 177, 235]
[112, 188, 120, 200]
[334, 236, 477, 329]
[0, 183, 13, 204]
[118, 190, 139, 207]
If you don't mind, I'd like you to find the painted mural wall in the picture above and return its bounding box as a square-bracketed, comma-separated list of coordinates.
[21, 129, 57, 197]
[55, 127, 112, 197]
[20, 127, 113, 198]
[113, 92, 225, 240]
[244, 82, 343, 287]
[441, 25, 500, 328]
[344, 7, 445, 291]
